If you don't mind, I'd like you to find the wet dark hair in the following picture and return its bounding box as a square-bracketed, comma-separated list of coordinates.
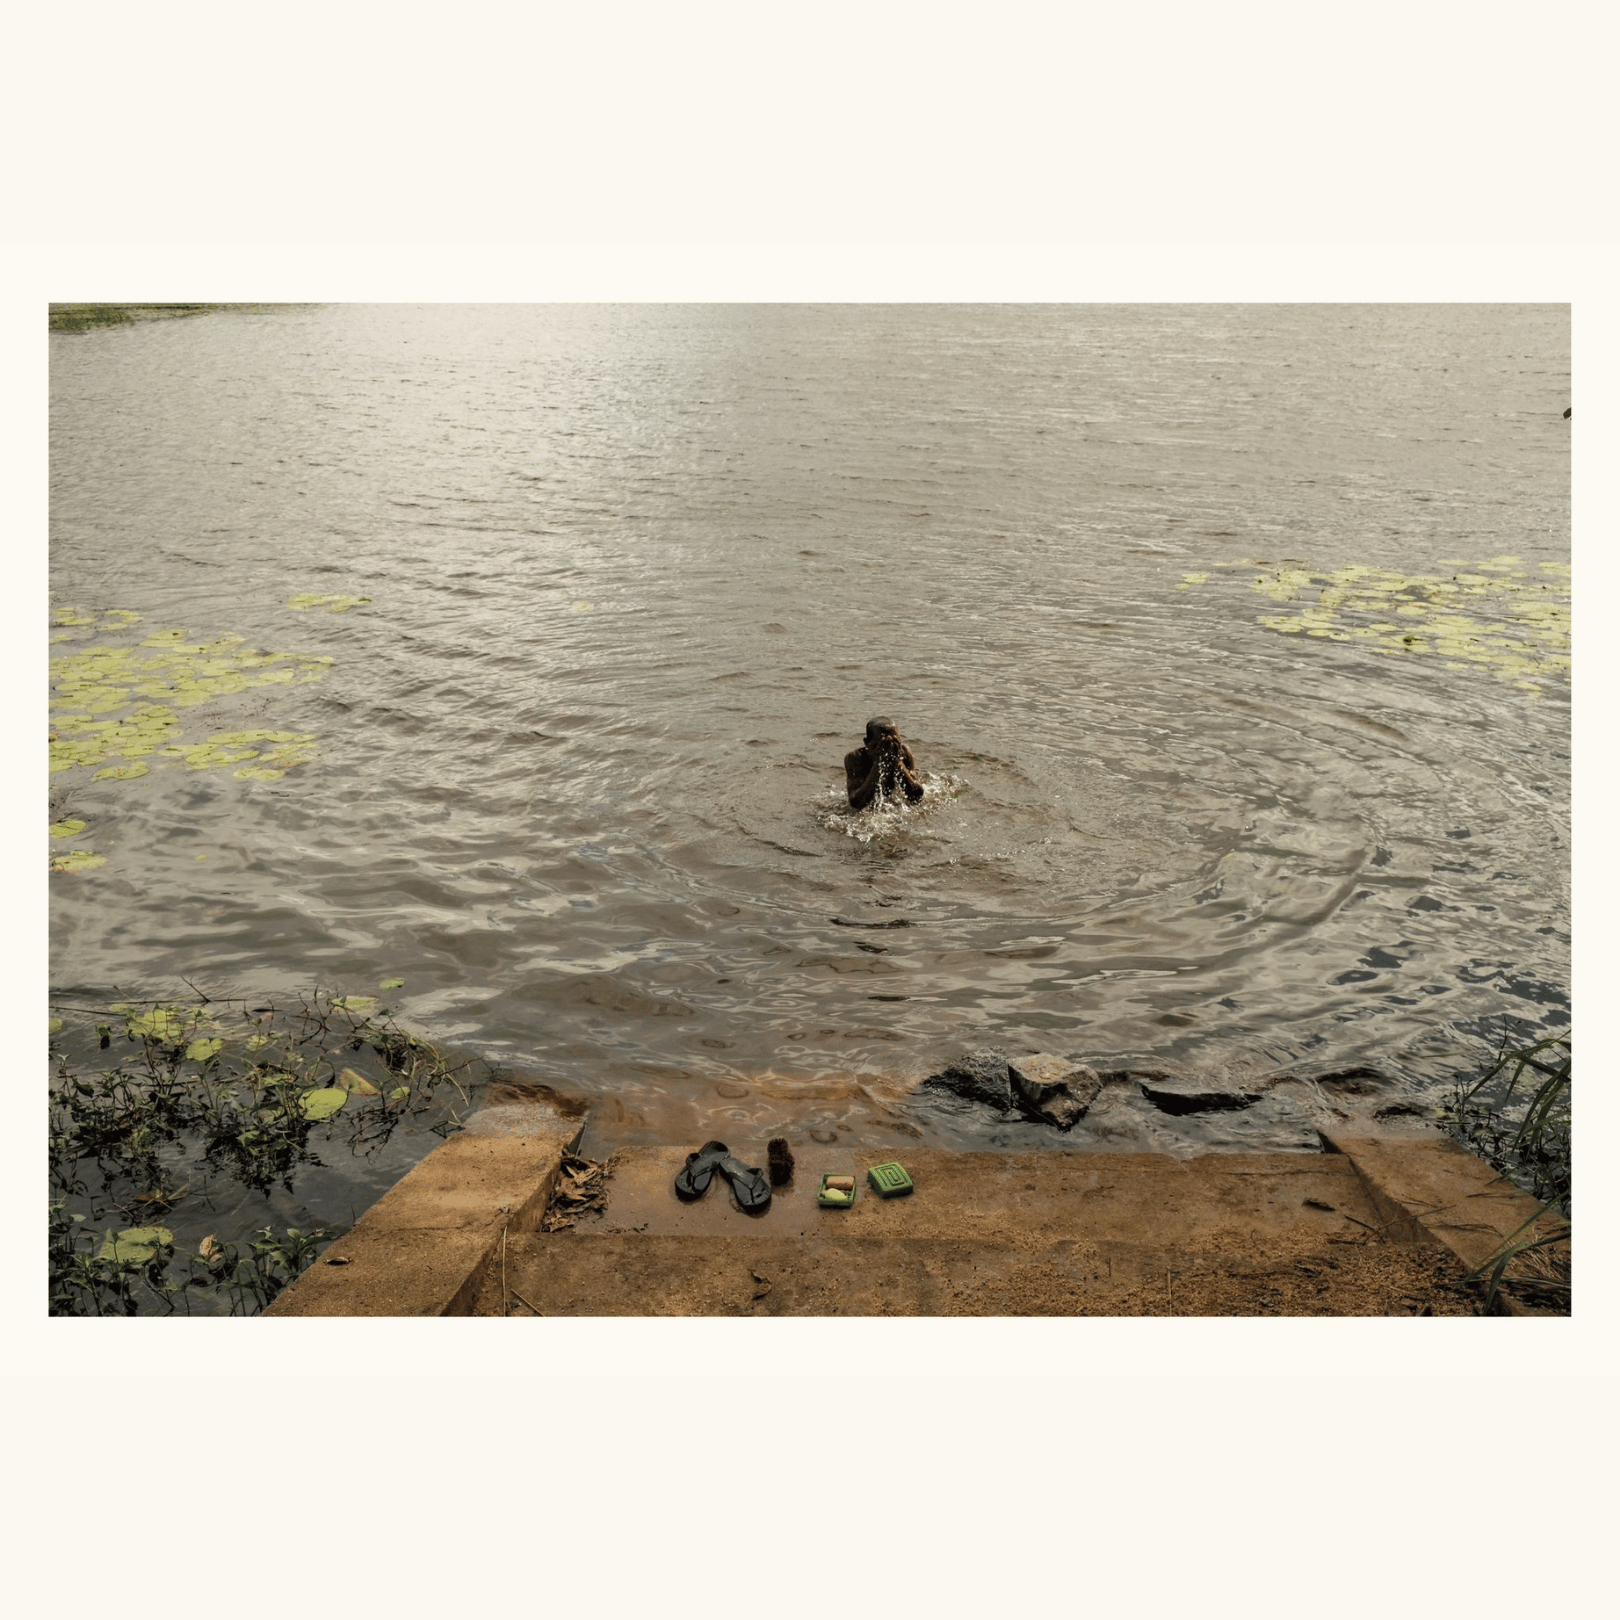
[865, 716, 898, 743]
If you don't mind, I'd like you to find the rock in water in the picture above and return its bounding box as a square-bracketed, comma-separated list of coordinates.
[1009, 1055, 1103, 1128]
[1135, 1067, 1264, 1115]
[920, 1048, 1014, 1111]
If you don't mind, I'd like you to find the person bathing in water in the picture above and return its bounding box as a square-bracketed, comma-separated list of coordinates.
[845, 717, 925, 810]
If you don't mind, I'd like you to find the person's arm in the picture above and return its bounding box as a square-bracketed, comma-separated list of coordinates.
[892, 736, 923, 800]
[845, 747, 880, 809]
[896, 754, 924, 801]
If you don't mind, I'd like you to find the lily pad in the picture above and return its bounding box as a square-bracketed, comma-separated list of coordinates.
[330, 996, 377, 1014]
[50, 849, 106, 872]
[184, 1037, 223, 1064]
[49, 819, 87, 839]
[288, 593, 371, 612]
[388, 1086, 410, 1102]
[49, 1017, 63, 1035]
[127, 1007, 185, 1044]
[94, 761, 149, 780]
[99, 1226, 174, 1265]
[379, 977, 405, 990]
[299, 1087, 348, 1121]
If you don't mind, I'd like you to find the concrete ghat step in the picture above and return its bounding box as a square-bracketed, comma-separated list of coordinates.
[266, 1110, 584, 1317]
[267, 1127, 1566, 1317]
[476, 1144, 1491, 1316]
[1321, 1131, 1566, 1271]
[583, 1147, 1387, 1245]
[482, 1231, 1479, 1318]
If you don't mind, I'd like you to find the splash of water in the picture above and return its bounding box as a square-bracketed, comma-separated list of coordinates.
[819, 772, 962, 845]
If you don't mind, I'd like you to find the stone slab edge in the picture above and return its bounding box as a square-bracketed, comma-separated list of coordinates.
[1321, 1130, 1567, 1312]
[265, 1116, 585, 1317]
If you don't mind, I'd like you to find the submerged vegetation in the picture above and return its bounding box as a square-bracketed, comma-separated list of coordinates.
[48, 988, 476, 1315]
[1178, 556, 1570, 693]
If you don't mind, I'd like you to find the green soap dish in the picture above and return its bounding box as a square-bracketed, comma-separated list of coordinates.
[817, 1173, 857, 1209]
[867, 1161, 914, 1198]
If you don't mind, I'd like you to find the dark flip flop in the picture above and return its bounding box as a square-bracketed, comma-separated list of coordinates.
[715, 1152, 773, 1213]
[675, 1140, 730, 1201]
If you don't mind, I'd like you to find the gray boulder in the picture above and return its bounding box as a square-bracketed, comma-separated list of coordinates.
[1009, 1054, 1102, 1129]
[920, 1048, 1014, 1111]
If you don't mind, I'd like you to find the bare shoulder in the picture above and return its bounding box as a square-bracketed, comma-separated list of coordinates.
[844, 747, 870, 771]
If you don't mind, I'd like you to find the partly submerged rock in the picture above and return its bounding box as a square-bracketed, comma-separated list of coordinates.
[1179, 1091, 1323, 1151]
[920, 1048, 1014, 1111]
[1300, 1065, 1393, 1098]
[1009, 1054, 1102, 1129]
[1133, 1068, 1266, 1115]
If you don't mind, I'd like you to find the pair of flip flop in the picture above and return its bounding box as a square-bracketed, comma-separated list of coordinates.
[675, 1140, 772, 1212]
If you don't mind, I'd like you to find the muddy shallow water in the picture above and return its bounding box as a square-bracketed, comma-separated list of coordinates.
[49, 303, 1570, 1193]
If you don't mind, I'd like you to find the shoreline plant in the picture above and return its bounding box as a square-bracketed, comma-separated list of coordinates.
[1443, 1024, 1571, 1311]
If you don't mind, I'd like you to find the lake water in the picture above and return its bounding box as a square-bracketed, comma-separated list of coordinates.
[49, 303, 1570, 1180]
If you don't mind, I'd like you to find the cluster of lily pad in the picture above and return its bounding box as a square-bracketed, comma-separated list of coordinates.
[1177, 557, 1570, 692]
[48, 604, 343, 873]
[48, 818, 104, 873]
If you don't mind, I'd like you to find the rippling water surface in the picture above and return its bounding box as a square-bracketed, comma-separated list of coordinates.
[49, 303, 1570, 1175]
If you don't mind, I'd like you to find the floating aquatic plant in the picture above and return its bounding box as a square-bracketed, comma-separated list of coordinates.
[48, 616, 332, 866]
[98, 1226, 173, 1265]
[287, 593, 370, 612]
[299, 1086, 347, 1121]
[50, 849, 106, 873]
[1178, 557, 1570, 691]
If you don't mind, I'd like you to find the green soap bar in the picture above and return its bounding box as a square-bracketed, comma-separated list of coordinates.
[867, 1161, 914, 1198]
